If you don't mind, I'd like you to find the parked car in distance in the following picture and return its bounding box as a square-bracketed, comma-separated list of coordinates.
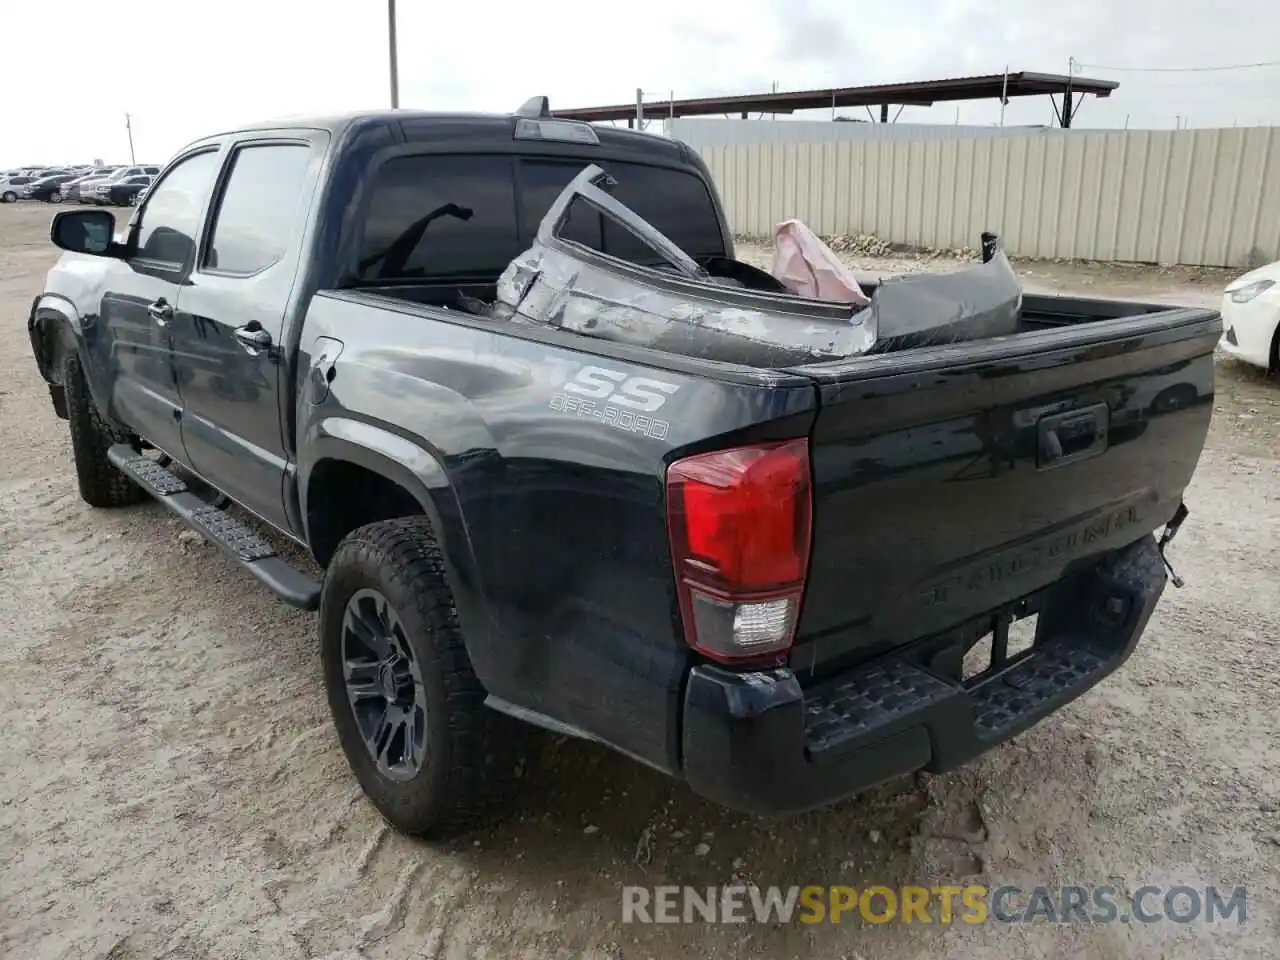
[85, 170, 157, 206]
[1, 175, 39, 202]
[103, 174, 152, 207]
[1220, 261, 1280, 373]
[25, 173, 81, 203]
[63, 167, 120, 203]
[80, 164, 162, 203]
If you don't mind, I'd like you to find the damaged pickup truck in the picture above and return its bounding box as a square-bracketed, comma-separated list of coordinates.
[29, 102, 1219, 838]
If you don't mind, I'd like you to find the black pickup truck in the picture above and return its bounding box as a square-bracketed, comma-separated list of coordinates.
[29, 100, 1218, 838]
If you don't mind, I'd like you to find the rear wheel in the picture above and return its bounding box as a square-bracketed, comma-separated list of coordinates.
[62, 352, 145, 508]
[49, 189, 63, 203]
[319, 517, 533, 837]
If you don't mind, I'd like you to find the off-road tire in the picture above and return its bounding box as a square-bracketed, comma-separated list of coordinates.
[320, 517, 533, 838]
[62, 352, 145, 508]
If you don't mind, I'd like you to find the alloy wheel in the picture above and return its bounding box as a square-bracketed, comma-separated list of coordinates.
[340, 588, 428, 782]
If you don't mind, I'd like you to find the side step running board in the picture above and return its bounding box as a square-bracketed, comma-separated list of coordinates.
[107, 445, 321, 611]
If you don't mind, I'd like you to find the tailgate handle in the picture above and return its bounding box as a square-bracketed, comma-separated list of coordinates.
[1037, 403, 1109, 469]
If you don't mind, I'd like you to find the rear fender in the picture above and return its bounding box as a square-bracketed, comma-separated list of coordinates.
[298, 420, 498, 684]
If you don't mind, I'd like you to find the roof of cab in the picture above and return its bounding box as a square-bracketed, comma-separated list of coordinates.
[200, 110, 686, 160]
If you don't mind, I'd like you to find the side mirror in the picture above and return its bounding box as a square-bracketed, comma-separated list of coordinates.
[50, 209, 119, 257]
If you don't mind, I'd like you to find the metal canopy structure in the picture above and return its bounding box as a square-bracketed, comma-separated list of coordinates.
[556, 72, 1119, 129]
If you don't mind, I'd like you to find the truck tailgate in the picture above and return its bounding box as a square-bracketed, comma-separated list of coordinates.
[786, 306, 1220, 677]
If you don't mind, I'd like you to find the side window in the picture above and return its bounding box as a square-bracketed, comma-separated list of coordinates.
[203, 143, 312, 275]
[356, 154, 517, 281]
[134, 151, 220, 268]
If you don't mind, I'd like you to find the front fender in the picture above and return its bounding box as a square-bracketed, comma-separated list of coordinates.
[298, 418, 500, 685]
[30, 294, 94, 419]
[29, 294, 80, 381]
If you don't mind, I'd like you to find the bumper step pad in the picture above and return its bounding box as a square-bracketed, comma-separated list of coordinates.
[805, 659, 955, 754]
[800, 536, 1166, 766]
[970, 642, 1107, 739]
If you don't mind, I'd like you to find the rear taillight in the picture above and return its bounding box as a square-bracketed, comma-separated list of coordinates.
[666, 438, 812, 664]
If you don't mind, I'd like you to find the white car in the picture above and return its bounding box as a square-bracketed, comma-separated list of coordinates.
[0, 175, 39, 202]
[1220, 263, 1280, 373]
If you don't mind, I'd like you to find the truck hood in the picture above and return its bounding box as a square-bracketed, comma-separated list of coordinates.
[492, 163, 1023, 366]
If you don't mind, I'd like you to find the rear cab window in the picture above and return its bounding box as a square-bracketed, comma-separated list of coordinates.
[353, 151, 724, 285]
[517, 159, 725, 264]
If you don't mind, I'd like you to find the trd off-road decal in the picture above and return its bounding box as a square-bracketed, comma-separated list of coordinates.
[547, 362, 680, 441]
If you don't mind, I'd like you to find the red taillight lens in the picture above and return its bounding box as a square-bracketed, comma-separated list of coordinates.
[666, 438, 812, 663]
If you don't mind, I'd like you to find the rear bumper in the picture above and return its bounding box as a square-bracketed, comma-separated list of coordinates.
[681, 535, 1167, 816]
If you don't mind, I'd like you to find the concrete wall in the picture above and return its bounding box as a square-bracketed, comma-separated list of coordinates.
[693, 126, 1280, 268]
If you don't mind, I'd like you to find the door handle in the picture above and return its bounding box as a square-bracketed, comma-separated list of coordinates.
[1036, 403, 1109, 469]
[233, 323, 274, 357]
[146, 299, 174, 325]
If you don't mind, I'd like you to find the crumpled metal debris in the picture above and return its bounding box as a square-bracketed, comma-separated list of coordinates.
[493, 164, 1023, 366]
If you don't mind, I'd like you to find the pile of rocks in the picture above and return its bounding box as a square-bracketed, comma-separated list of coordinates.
[824, 233, 895, 257]
[738, 231, 981, 262]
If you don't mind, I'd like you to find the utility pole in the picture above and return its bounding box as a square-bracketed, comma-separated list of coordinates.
[999, 65, 1008, 127]
[1064, 55, 1077, 128]
[124, 112, 136, 164]
[388, 0, 400, 108]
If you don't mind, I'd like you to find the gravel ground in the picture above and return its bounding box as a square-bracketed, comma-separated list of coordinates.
[1, 202, 1277, 960]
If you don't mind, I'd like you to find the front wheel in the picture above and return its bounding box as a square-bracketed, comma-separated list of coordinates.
[62, 352, 146, 507]
[49, 190, 63, 203]
[1, 191, 16, 203]
[319, 517, 533, 838]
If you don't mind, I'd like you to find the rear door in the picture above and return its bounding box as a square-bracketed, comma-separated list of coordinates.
[171, 135, 322, 533]
[92, 149, 221, 460]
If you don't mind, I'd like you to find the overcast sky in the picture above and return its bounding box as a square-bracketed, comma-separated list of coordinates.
[3, 0, 1278, 167]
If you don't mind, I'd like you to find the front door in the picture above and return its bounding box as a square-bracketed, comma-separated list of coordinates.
[95, 149, 223, 460]
[170, 138, 319, 534]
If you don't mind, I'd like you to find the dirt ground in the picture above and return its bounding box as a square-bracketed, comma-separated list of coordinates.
[1, 202, 1277, 960]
